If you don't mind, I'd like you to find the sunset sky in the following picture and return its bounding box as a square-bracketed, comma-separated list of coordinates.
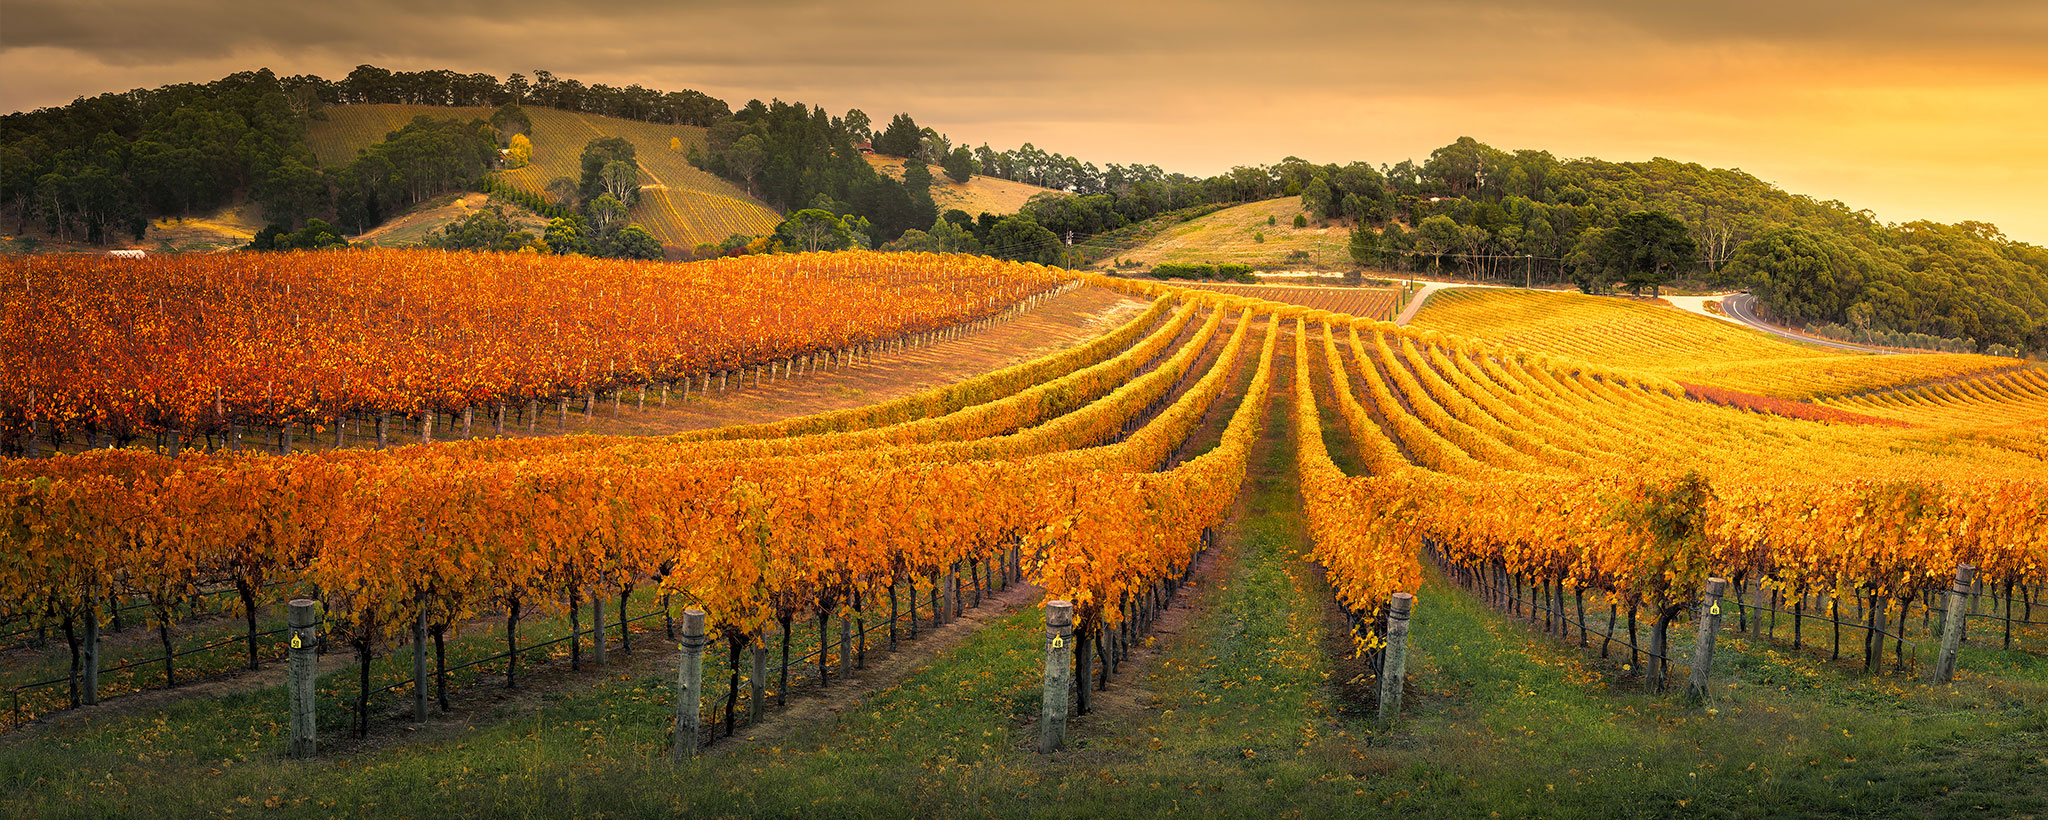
[4, 0, 2044, 243]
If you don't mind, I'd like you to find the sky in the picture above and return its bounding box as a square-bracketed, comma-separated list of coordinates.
[4, 0, 2045, 243]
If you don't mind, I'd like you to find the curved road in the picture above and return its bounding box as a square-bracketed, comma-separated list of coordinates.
[1721, 294, 1894, 354]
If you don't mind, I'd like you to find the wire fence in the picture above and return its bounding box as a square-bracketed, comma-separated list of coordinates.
[1428, 540, 2045, 689]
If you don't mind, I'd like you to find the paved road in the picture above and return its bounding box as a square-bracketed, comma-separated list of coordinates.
[1393, 280, 1513, 325]
[1721, 294, 1893, 354]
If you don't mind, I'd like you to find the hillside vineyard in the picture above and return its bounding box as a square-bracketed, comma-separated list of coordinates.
[1, 252, 2043, 735]
[0, 250, 1054, 451]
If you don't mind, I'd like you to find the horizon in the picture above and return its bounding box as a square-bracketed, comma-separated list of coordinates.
[3, 1, 2043, 245]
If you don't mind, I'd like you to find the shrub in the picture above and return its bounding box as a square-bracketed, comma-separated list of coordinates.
[1293, 214, 1309, 228]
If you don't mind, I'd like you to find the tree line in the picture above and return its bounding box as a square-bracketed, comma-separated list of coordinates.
[6, 67, 2040, 352]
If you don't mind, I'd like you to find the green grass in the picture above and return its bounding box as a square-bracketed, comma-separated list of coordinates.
[3, 355, 2041, 817]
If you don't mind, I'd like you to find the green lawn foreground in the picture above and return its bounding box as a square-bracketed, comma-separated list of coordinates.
[2, 358, 2043, 818]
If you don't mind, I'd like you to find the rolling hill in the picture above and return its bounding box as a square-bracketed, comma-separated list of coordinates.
[863, 155, 1063, 217]
[308, 104, 782, 251]
[1410, 287, 2022, 399]
[1111, 197, 1354, 271]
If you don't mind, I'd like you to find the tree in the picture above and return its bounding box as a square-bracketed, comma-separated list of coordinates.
[986, 214, 1061, 264]
[725, 135, 767, 196]
[426, 206, 544, 252]
[505, 134, 533, 169]
[544, 216, 589, 255]
[843, 109, 872, 144]
[601, 160, 638, 203]
[603, 224, 663, 260]
[943, 147, 976, 184]
[1722, 228, 1872, 324]
[1414, 215, 1463, 274]
[545, 176, 579, 208]
[928, 216, 980, 254]
[1566, 228, 1611, 294]
[578, 137, 635, 202]
[1600, 210, 1697, 298]
[256, 160, 329, 228]
[587, 194, 627, 236]
[1348, 222, 1381, 268]
[1301, 177, 1333, 221]
[873, 113, 922, 158]
[902, 161, 933, 197]
[489, 104, 531, 144]
[774, 209, 854, 252]
[884, 228, 937, 252]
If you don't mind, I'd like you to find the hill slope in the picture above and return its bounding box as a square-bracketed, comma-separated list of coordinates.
[863, 155, 1063, 217]
[1114, 197, 1353, 270]
[308, 104, 781, 250]
[1411, 287, 2020, 399]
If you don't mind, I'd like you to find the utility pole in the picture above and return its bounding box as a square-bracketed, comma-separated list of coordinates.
[1525, 254, 1533, 289]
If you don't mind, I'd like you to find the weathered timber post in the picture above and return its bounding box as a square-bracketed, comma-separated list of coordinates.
[1932, 564, 1976, 684]
[413, 605, 429, 722]
[288, 600, 318, 758]
[82, 595, 99, 706]
[837, 613, 852, 679]
[1040, 601, 1076, 753]
[1865, 595, 1888, 674]
[749, 640, 767, 724]
[1686, 578, 1728, 705]
[671, 609, 707, 759]
[592, 592, 607, 668]
[376, 414, 389, 449]
[1648, 602, 1685, 692]
[1379, 592, 1413, 722]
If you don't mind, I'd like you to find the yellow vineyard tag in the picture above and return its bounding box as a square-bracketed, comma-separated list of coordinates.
[1052, 636, 1064, 649]
[1709, 603, 1722, 617]
[290, 635, 303, 649]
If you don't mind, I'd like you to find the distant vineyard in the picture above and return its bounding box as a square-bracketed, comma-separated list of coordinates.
[1413, 288, 2016, 399]
[306, 105, 494, 166]
[0, 250, 1054, 445]
[308, 105, 781, 249]
[1174, 283, 1399, 321]
[1822, 366, 2048, 429]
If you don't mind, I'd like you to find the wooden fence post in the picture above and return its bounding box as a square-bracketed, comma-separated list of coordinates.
[1686, 577, 1728, 705]
[412, 605, 429, 722]
[82, 595, 100, 706]
[289, 600, 318, 758]
[1379, 592, 1413, 723]
[592, 591, 607, 668]
[1932, 565, 1976, 683]
[1040, 600, 1076, 753]
[838, 613, 852, 679]
[671, 609, 707, 760]
[749, 640, 767, 724]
